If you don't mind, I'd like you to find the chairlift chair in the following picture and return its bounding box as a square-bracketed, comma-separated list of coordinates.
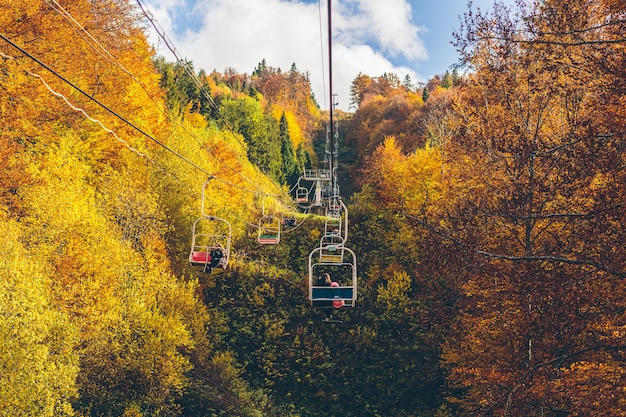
[282, 213, 297, 228]
[327, 198, 349, 244]
[324, 217, 342, 237]
[295, 186, 309, 203]
[189, 216, 232, 271]
[308, 246, 357, 308]
[257, 195, 281, 244]
[258, 215, 281, 245]
[319, 236, 345, 263]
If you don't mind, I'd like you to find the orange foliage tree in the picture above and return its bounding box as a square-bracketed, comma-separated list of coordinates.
[434, 1, 626, 415]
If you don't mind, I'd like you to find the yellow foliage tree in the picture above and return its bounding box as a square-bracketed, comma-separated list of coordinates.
[0, 216, 79, 417]
[361, 136, 442, 213]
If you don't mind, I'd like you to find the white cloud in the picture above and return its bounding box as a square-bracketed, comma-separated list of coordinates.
[346, 0, 427, 60]
[144, 0, 426, 111]
[140, 0, 180, 32]
[331, 43, 418, 110]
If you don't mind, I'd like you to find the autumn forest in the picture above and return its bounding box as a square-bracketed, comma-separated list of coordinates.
[1, 0, 625, 416]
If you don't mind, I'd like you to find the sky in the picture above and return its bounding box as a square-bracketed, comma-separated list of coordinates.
[141, 0, 513, 111]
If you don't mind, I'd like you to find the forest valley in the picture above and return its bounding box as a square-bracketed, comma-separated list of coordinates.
[1, 0, 625, 416]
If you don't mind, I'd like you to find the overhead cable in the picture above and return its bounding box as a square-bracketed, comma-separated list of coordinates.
[45, 0, 277, 197]
[135, 0, 288, 197]
[0, 33, 272, 197]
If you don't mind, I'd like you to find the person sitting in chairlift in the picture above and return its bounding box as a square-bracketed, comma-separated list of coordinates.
[317, 272, 332, 286]
[317, 273, 344, 309]
[330, 280, 345, 309]
[204, 243, 225, 274]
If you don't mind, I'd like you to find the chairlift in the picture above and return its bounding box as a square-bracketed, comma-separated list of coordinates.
[327, 197, 349, 243]
[189, 215, 232, 273]
[296, 186, 309, 203]
[257, 196, 281, 244]
[319, 236, 345, 263]
[282, 214, 297, 228]
[324, 216, 342, 237]
[308, 246, 357, 308]
[328, 202, 341, 214]
[258, 215, 281, 244]
[327, 195, 342, 217]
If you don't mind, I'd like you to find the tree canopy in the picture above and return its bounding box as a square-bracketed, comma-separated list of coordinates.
[1, 0, 625, 416]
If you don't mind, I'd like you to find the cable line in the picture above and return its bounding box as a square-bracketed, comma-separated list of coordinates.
[0, 33, 282, 198]
[318, 0, 327, 111]
[136, 0, 288, 198]
[42, 0, 291, 200]
[45, 0, 281, 198]
[0, 32, 210, 173]
[3, 53, 153, 162]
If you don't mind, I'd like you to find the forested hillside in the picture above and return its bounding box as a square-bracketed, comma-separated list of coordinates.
[1, 1, 625, 417]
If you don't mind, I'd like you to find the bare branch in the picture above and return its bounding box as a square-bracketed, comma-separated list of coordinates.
[403, 213, 626, 278]
[478, 35, 626, 47]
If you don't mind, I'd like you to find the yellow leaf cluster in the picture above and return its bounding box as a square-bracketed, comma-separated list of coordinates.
[0, 216, 79, 417]
[363, 136, 443, 214]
